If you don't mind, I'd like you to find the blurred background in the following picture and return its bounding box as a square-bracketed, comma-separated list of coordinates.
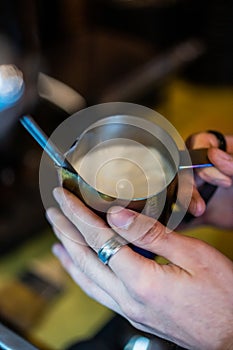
[0, 0, 232, 349]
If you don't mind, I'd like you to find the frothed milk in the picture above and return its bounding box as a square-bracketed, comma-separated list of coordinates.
[73, 139, 174, 200]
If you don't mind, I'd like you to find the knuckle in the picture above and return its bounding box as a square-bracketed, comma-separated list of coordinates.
[72, 249, 89, 273]
[134, 277, 158, 304]
[86, 231, 104, 251]
[131, 283, 150, 302]
[127, 267, 158, 303]
[120, 299, 141, 322]
[137, 221, 165, 249]
[186, 132, 209, 148]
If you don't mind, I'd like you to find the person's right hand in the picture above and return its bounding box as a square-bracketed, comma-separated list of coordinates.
[46, 188, 233, 350]
[185, 133, 233, 229]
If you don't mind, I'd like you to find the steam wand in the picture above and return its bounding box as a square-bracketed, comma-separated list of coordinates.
[20, 115, 77, 174]
[0, 64, 212, 172]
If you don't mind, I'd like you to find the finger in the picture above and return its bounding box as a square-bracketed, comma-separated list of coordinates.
[46, 207, 86, 246]
[51, 189, 165, 290]
[207, 148, 233, 179]
[196, 167, 231, 188]
[52, 187, 117, 250]
[51, 243, 164, 337]
[176, 168, 206, 217]
[46, 207, 125, 301]
[188, 185, 206, 217]
[48, 210, 152, 317]
[107, 206, 212, 271]
[52, 242, 122, 315]
[186, 132, 232, 186]
[52, 188, 141, 268]
[195, 148, 232, 187]
[186, 132, 219, 149]
[226, 135, 233, 153]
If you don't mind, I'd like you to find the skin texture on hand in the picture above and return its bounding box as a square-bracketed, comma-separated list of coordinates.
[46, 188, 233, 350]
[186, 133, 233, 187]
[185, 133, 233, 228]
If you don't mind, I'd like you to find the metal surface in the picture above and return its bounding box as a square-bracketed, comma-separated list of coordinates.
[62, 116, 179, 223]
[179, 149, 212, 170]
[0, 323, 38, 350]
[21, 111, 212, 225]
[20, 115, 77, 174]
[62, 115, 213, 222]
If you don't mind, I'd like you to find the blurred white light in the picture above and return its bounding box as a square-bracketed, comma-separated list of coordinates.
[0, 64, 24, 109]
[124, 335, 150, 350]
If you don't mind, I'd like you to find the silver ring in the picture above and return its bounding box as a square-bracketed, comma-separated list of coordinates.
[98, 236, 127, 265]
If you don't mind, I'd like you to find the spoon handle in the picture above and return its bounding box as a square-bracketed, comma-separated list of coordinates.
[179, 148, 213, 170]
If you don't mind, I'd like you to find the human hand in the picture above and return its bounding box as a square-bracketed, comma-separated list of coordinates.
[185, 132, 233, 228]
[46, 188, 233, 350]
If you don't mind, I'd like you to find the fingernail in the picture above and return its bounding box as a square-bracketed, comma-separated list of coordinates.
[108, 206, 136, 229]
[194, 198, 205, 217]
[46, 207, 61, 225]
[52, 243, 62, 258]
[46, 207, 55, 223]
[53, 187, 62, 203]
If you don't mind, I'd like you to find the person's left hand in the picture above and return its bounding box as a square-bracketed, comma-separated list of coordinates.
[183, 133, 233, 229]
[46, 188, 233, 350]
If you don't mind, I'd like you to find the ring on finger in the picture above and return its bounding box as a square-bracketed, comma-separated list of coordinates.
[98, 236, 127, 265]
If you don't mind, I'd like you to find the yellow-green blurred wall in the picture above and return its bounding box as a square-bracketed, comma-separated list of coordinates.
[158, 79, 233, 260]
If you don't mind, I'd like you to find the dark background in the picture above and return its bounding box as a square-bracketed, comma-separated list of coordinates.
[0, 0, 232, 253]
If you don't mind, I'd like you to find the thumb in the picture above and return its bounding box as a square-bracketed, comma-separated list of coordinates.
[107, 206, 207, 269]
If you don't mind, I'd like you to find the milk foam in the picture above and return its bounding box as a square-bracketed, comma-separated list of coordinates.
[74, 141, 173, 199]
